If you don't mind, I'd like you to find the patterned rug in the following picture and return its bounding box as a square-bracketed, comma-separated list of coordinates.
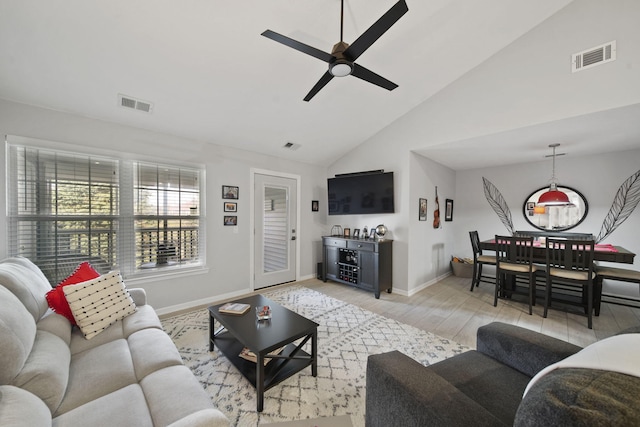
[161, 285, 469, 426]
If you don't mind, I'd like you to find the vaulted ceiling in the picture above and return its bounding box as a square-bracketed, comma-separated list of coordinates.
[6, 0, 632, 169]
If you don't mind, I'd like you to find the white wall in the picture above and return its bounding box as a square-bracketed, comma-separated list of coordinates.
[0, 99, 329, 311]
[454, 148, 640, 297]
[328, 0, 640, 296]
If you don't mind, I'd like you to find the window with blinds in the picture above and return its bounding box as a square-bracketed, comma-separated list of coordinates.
[6, 143, 204, 285]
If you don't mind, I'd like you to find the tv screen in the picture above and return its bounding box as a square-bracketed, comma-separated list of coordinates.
[328, 172, 394, 215]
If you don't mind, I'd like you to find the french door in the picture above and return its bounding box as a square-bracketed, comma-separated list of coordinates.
[253, 173, 298, 289]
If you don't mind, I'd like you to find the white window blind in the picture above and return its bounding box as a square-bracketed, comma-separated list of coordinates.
[6, 142, 204, 285]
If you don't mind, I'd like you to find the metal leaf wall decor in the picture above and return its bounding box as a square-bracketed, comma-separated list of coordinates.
[482, 177, 514, 235]
[596, 168, 640, 243]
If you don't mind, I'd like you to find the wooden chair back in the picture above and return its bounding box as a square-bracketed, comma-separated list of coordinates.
[546, 238, 595, 272]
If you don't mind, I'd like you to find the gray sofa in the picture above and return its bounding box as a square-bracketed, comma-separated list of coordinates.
[366, 322, 640, 426]
[0, 257, 229, 427]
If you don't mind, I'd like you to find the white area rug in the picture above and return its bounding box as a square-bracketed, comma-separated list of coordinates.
[161, 285, 469, 426]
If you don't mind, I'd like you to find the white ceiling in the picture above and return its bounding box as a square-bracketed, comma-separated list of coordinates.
[1, 0, 615, 169]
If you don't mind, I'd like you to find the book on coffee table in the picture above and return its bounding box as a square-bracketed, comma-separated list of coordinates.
[219, 302, 250, 315]
[239, 346, 285, 365]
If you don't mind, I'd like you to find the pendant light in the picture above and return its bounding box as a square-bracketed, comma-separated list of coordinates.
[537, 143, 571, 206]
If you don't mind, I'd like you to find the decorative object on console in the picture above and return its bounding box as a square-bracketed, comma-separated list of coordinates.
[363, 226, 369, 239]
[537, 144, 572, 206]
[375, 224, 387, 239]
[343, 228, 351, 237]
[353, 228, 360, 239]
[331, 225, 343, 236]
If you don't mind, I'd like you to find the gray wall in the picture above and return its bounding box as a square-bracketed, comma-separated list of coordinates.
[0, 99, 329, 311]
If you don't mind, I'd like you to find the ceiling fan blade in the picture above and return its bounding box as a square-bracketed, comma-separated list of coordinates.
[351, 63, 398, 91]
[303, 71, 334, 102]
[261, 30, 335, 63]
[343, 0, 408, 61]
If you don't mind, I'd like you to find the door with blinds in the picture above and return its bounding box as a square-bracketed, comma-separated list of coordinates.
[254, 173, 297, 289]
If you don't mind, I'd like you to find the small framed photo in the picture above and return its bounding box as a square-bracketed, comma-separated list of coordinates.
[419, 198, 427, 221]
[445, 199, 454, 222]
[526, 202, 535, 211]
[222, 185, 239, 199]
[353, 228, 360, 239]
[311, 200, 319, 212]
[224, 215, 237, 226]
[343, 228, 351, 238]
[224, 202, 237, 212]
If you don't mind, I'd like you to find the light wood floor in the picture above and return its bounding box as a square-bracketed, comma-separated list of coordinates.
[293, 275, 640, 349]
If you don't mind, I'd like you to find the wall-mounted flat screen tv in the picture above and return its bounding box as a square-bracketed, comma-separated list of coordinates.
[328, 171, 394, 215]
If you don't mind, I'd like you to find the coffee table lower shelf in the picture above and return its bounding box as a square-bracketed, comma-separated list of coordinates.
[211, 330, 314, 408]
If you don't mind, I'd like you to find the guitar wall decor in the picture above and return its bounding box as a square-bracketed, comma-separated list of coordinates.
[433, 186, 441, 229]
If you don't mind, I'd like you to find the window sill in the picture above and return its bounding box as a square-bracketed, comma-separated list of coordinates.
[124, 264, 209, 285]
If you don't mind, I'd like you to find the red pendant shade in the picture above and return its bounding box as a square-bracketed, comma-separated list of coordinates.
[537, 189, 571, 205]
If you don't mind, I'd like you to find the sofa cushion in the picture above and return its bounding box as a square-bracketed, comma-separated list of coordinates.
[69, 305, 162, 355]
[140, 365, 228, 427]
[0, 385, 51, 427]
[37, 311, 73, 346]
[63, 271, 137, 339]
[55, 338, 137, 416]
[0, 257, 52, 321]
[128, 329, 184, 380]
[12, 330, 70, 414]
[515, 368, 640, 427]
[52, 384, 154, 427]
[428, 349, 530, 425]
[46, 262, 100, 325]
[0, 286, 36, 384]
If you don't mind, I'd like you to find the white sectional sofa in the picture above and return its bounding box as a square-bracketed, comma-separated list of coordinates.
[0, 257, 229, 427]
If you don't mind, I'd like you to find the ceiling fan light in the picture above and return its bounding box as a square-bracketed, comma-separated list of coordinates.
[330, 62, 352, 77]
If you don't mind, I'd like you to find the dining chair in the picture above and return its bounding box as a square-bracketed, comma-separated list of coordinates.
[469, 231, 496, 292]
[544, 238, 596, 329]
[494, 235, 538, 315]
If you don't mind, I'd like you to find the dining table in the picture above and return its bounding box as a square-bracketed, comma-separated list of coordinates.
[479, 239, 636, 264]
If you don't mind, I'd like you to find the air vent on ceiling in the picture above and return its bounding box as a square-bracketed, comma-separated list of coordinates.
[283, 142, 301, 151]
[572, 40, 616, 73]
[118, 94, 154, 113]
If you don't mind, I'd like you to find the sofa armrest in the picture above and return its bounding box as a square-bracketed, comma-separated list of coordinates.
[476, 322, 581, 378]
[366, 351, 505, 427]
[128, 288, 147, 306]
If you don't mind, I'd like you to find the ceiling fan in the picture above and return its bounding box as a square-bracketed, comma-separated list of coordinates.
[261, 0, 409, 102]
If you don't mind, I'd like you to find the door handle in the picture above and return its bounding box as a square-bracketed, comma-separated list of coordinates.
[291, 236, 296, 240]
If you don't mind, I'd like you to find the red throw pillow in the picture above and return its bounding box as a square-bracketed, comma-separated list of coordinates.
[45, 262, 101, 325]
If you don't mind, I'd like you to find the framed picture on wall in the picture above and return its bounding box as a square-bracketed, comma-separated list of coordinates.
[445, 199, 454, 222]
[419, 198, 427, 221]
[222, 185, 239, 199]
[224, 202, 237, 212]
[224, 215, 237, 226]
[311, 200, 319, 212]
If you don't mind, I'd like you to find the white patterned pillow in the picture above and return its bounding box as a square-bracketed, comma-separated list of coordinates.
[63, 271, 137, 339]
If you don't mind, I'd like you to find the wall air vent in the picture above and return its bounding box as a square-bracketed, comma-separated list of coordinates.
[118, 94, 154, 113]
[283, 142, 301, 150]
[572, 40, 616, 73]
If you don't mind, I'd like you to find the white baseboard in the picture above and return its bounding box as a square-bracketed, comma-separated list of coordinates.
[154, 287, 251, 317]
[405, 271, 452, 297]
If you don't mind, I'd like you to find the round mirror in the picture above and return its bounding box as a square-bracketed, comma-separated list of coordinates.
[523, 185, 588, 231]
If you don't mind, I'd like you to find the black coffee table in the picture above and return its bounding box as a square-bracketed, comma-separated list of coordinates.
[208, 294, 318, 412]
